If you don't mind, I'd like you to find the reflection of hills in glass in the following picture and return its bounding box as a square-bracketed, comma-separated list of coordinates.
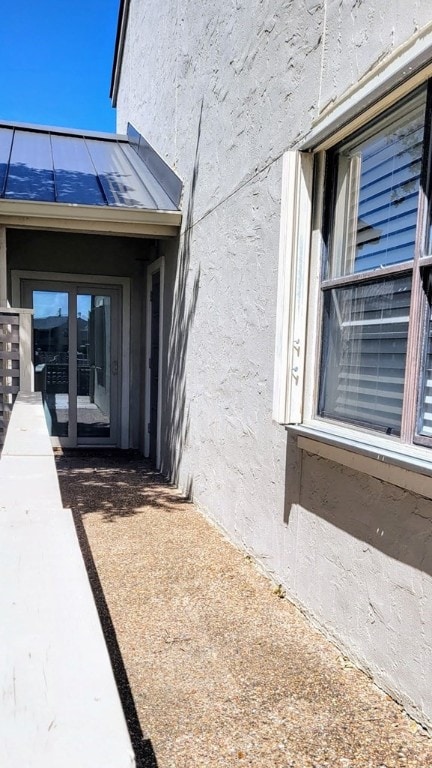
[34, 316, 88, 364]
[34, 315, 69, 330]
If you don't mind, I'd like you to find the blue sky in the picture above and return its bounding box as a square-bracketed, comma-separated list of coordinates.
[0, 0, 120, 132]
[33, 291, 93, 320]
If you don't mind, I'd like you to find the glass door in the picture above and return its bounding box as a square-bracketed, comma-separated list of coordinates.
[23, 281, 120, 447]
[76, 291, 113, 441]
[32, 288, 70, 439]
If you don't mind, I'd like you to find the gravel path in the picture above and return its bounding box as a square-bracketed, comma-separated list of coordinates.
[57, 451, 432, 768]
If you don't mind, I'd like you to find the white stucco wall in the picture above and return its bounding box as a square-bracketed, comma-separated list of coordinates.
[115, 0, 432, 729]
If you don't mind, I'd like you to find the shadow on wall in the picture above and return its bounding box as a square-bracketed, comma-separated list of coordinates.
[283, 438, 432, 579]
[161, 102, 203, 495]
[4, 162, 148, 207]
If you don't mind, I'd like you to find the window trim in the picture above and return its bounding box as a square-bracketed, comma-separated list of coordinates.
[319, 87, 430, 441]
[273, 151, 314, 424]
[295, 424, 432, 500]
[274, 37, 432, 495]
[300, 21, 432, 152]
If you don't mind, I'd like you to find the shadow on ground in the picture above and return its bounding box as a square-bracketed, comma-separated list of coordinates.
[57, 449, 191, 522]
[56, 450, 181, 768]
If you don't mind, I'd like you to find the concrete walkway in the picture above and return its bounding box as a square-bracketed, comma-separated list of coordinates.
[57, 452, 432, 768]
[0, 397, 134, 768]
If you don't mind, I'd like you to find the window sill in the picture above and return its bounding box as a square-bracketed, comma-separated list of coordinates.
[287, 420, 432, 499]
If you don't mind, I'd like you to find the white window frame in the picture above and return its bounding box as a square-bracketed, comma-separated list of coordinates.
[273, 26, 432, 498]
[273, 151, 314, 424]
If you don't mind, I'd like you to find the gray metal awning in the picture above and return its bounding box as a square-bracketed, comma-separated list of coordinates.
[0, 121, 182, 237]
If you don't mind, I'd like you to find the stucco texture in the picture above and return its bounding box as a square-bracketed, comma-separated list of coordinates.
[115, 0, 432, 730]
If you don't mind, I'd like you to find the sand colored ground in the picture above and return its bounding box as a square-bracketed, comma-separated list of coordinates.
[57, 452, 432, 768]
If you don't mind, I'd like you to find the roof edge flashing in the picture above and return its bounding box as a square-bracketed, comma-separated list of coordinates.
[127, 123, 183, 208]
[110, 0, 131, 107]
[0, 119, 127, 142]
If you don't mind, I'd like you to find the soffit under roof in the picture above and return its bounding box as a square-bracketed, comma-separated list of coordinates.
[0, 120, 182, 213]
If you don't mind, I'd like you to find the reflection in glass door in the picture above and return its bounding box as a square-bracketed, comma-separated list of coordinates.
[77, 293, 111, 439]
[33, 290, 70, 437]
[26, 282, 119, 446]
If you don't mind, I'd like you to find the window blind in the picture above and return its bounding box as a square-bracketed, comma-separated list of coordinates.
[320, 89, 427, 434]
[320, 275, 411, 434]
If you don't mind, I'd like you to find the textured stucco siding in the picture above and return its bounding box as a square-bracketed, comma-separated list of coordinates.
[116, 0, 432, 729]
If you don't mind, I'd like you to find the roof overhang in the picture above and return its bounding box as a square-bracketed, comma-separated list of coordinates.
[0, 199, 181, 238]
[0, 120, 182, 223]
[110, 0, 131, 107]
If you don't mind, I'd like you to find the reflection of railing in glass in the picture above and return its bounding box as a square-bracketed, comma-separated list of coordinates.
[32, 291, 70, 439]
[45, 363, 68, 392]
[77, 294, 111, 439]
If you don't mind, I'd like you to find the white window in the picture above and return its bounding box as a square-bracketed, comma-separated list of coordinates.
[320, 86, 429, 443]
[274, 69, 432, 491]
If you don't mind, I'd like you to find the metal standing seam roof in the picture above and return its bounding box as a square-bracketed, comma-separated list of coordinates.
[0, 121, 182, 213]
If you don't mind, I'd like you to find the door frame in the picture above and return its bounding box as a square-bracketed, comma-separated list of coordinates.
[145, 257, 164, 467]
[12, 270, 131, 449]
[22, 280, 120, 448]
